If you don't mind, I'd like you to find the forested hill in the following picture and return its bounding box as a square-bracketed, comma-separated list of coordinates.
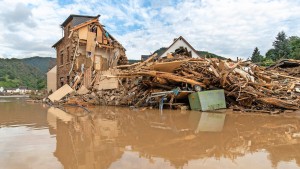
[0, 57, 56, 89]
[23, 56, 56, 74]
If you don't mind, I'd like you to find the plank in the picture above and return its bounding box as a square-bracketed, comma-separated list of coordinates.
[48, 84, 74, 102]
[151, 60, 186, 73]
[96, 26, 103, 43]
[86, 31, 96, 57]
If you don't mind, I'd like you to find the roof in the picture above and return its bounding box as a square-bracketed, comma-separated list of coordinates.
[19, 86, 28, 89]
[5, 88, 18, 90]
[54, 14, 100, 48]
[159, 36, 201, 58]
[53, 14, 125, 50]
[61, 14, 100, 27]
[141, 55, 150, 61]
[267, 59, 300, 69]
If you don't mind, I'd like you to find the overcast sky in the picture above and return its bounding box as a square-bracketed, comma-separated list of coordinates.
[0, 0, 299, 60]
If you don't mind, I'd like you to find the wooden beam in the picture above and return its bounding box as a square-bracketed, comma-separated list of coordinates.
[258, 97, 298, 110]
[118, 71, 206, 87]
[96, 26, 103, 43]
[99, 44, 114, 49]
[135, 53, 157, 69]
[115, 62, 141, 69]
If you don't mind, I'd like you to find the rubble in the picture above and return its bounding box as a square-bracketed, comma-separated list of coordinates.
[267, 59, 300, 77]
[48, 50, 300, 113]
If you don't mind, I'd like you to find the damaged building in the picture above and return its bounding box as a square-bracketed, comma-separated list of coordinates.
[52, 14, 127, 90]
[159, 36, 201, 58]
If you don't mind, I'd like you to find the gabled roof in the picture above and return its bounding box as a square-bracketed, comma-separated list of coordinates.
[159, 36, 201, 58]
[60, 14, 100, 27]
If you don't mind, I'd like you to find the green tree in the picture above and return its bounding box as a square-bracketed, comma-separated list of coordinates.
[272, 31, 291, 60]
[37, 78, 45, 90]
[261, 58, 275, 67]
[288, 36, 300, 59]
[265, 49, 276, 60]
[251, 47, 263, 63]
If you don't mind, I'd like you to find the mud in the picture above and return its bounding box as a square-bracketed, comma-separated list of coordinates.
[1, 98, 300, 169]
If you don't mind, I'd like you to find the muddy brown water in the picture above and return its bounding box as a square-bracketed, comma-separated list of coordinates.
[1, 98, 300, 169]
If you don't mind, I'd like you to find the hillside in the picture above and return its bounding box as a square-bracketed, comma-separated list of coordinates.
[128, 60, 140, 64]
[23, 56, 56, 74]
[0, 57, 56, 89]
[197, 51, 226, 60]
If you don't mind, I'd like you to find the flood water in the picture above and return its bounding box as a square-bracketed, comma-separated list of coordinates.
[1, 98, 300, 169]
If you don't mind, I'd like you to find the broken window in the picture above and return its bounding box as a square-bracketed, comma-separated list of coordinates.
[60, 77, 64, 87]
[67, 76, 70, 85]
[87, 51, 92, 57]
[60, 51, 64, 65]
[89, 24, 97, 33]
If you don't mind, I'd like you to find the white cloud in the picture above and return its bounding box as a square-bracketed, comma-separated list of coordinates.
[0, 0, 299, 59]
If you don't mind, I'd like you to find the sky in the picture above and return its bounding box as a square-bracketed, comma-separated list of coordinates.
[0, 0, 300, 60]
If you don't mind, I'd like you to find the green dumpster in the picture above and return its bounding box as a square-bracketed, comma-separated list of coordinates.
[188, 90, 226, 111]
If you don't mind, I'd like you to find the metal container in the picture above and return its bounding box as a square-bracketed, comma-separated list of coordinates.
[188, 90, 226, 111]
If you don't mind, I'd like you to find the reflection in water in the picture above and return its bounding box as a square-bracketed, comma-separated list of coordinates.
[48, 106, 300, 169]
[189, 112, 226, 132]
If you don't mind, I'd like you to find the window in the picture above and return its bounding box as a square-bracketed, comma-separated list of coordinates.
[65, 25, 71, 37]
[60, 51, 64, 65]
[60, 77, 64, 87]
[67, 76, 70, 85]
[68, 25, 71, 32]
[66, 47, 69, 62]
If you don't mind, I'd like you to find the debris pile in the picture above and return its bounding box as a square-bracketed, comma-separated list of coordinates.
[49, 50, 300, 113]
[267, 59, 300, 77]
[114, 55, 300, 112]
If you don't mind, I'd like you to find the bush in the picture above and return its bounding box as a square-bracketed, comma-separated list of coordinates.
[261, 58, 275, 67]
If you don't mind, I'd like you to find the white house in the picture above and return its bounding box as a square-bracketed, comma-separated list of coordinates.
[6, 88, 19, 94]
[19, 86, 31, 94]
[47, 66, 57, 93]
[159, 36, 201, 58]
